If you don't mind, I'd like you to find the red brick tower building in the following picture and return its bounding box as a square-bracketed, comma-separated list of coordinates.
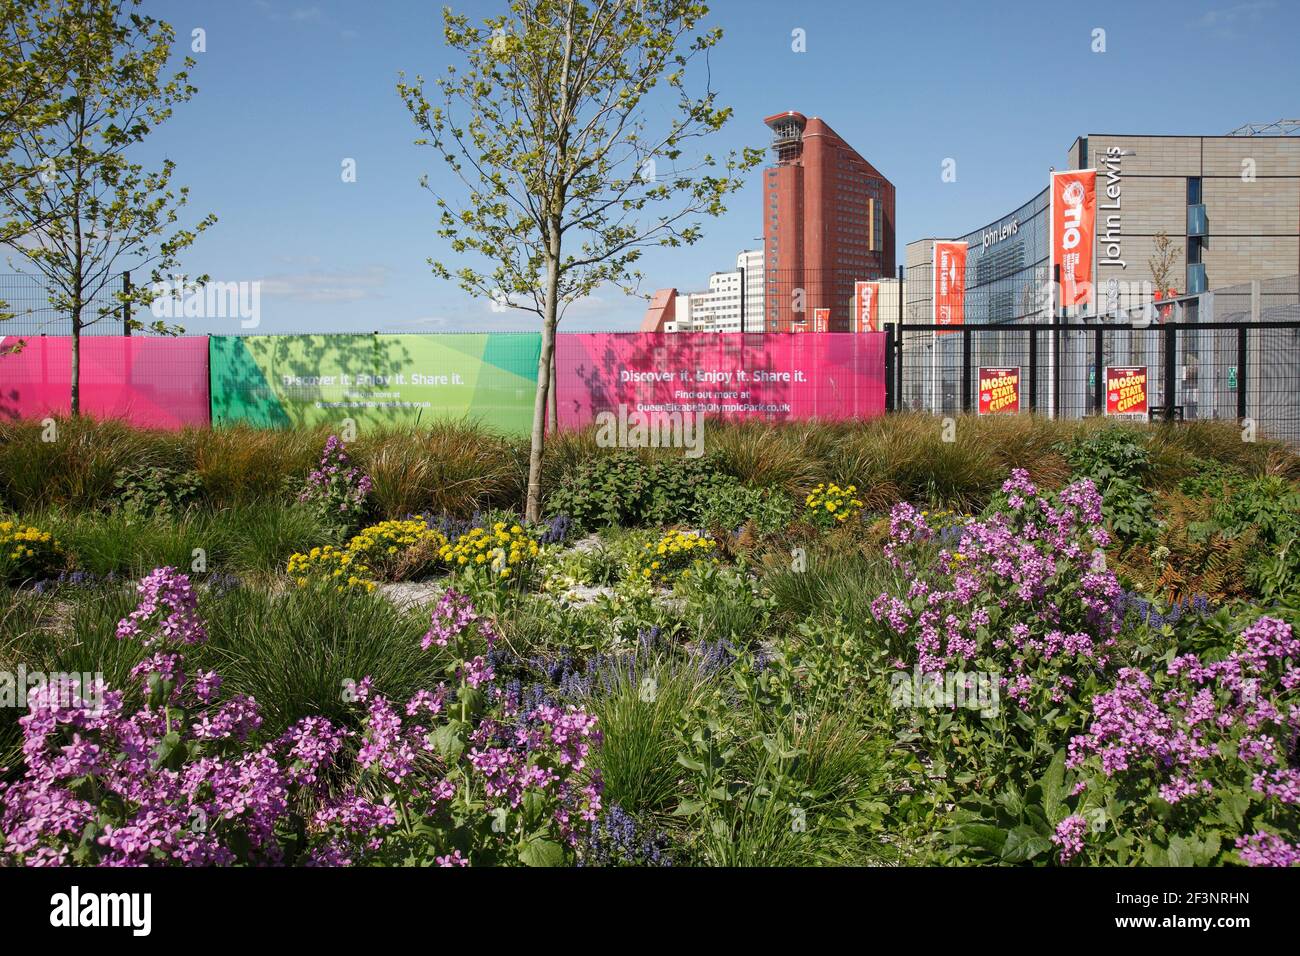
[762, 112, 895, 331]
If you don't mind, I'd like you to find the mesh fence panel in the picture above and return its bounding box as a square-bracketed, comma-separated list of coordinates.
[890, 274, 1300, 443]
[0, 273, 133, 337]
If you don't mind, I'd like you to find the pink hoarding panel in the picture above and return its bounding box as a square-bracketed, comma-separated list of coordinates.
[0, 336, 210, 429]
[555, 332, 886, 429]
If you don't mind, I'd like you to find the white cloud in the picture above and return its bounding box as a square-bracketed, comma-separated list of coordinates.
[254, 1, 356, 40]
[1194, 1, 1275, 31]
[257, 266, 389, 304]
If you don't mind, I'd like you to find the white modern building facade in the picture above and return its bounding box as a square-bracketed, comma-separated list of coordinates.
[664, 249, 765, 333]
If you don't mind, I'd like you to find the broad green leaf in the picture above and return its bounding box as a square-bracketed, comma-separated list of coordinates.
[518, 838, 565, 868]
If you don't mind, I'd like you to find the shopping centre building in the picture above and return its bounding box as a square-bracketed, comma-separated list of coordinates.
[903, 129, 1300, 325]
[899, 127, 1300, 421]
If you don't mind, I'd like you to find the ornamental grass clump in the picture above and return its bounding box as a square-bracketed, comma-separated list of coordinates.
[0, 518, 65, 584]
[1058, 615, 1300, 867]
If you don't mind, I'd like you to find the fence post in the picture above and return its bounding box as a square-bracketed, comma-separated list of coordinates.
[1236, 324, 1248, 422]
[960, 326, 972, 414]
[1092, 326, 1104, 414]
[1163, 322, 1177, 420]
[884, 324, 895, 412]
[895, 264, 905, 407]
[1052, 264, 1061, 418]
[122, 272, 132, 336]
[1027, 327, 1037, 412]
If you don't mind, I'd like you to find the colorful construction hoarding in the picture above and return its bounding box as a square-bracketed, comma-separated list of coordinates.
[208, 334, 541, 433]
[0, 336, 210, 429]
[554, 332, 886, 429]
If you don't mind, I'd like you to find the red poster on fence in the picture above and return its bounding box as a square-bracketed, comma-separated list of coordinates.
[933, 240, 967, 334]
[977, 367, 1021, 415]
[1051, 169, 1096, 310]
[0, 336, 210, 429]
[854, 281, 879, 333]
[1105, 366, 1148, 417]
[813, 308, 830, 333]
[554, 332, 886, 429]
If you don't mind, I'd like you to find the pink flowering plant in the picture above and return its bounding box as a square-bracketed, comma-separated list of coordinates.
[305, 589, 603, 866]
[0, 572, 602, 867]
[296, 435, 373, 535]
[0, 567, 292, 866]
[872, 470, 1126, 793]
[1055, 614, 1300, 867]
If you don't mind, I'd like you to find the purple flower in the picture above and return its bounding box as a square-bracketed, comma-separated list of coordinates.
[1052, 814, 1088, 864]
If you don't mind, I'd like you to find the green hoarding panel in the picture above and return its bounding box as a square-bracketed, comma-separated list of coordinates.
[209, 333, 541, 434]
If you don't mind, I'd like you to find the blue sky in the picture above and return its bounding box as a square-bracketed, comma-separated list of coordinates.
[25, 0, 1297, 334]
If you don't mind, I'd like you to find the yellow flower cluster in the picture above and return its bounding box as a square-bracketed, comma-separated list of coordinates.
[0, 519, 61, 580]
[804, 483, 865, 526]
[286, 545, 377, 592]
[634, 528, 719, 583]
[438, 521, 540, 581]
[346, 518, 446, 580]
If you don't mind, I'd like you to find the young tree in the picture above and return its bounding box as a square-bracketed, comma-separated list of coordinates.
[1148, 230, 1181, 295]
[399, 0, 760, 521]
[0, 0, 73, 199]
[0, 0, 75, 323]
[0, 0, 215, 414]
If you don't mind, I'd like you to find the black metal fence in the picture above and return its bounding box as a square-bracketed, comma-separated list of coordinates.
[884, 275, 1300, 444]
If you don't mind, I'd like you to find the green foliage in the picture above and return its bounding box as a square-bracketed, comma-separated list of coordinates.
[1059, 427, 1156, 543]
[544, 451, 729, 532]
[0, 0, 216, 418]
[694, 479, 794, 536]
[1123, 470, 1300, 603]
[112, 464, 202, 519]
[948, 752, 1067, 865]
[670, 649, 888, 865]
[1205, 475, 1300, 599]
[202, 586, 439, 738]
[674, 563, 773, 648]
[583, 661, 708, 817]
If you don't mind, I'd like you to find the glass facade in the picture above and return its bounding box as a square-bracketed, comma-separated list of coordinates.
[906, 186, 1050, 326]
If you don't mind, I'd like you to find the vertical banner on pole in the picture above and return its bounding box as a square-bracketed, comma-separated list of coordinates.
[854, 281, 879, 333]
[932, 240, 967, 335]
[1050, 169, 1097, 311]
